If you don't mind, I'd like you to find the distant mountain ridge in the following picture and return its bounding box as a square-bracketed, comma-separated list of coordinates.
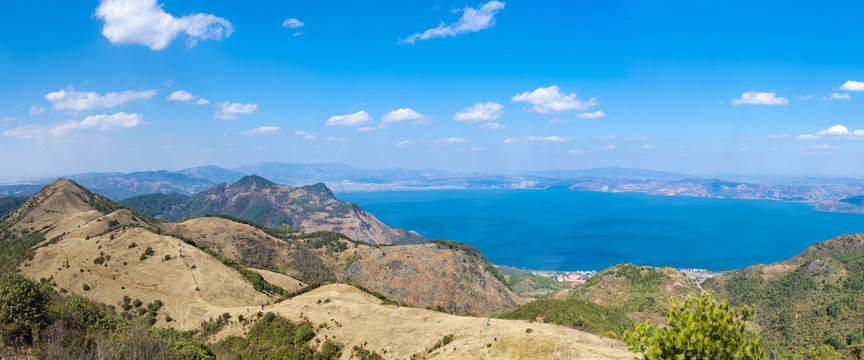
[121, 175, 426, 245]
[6, 162, 864, 214]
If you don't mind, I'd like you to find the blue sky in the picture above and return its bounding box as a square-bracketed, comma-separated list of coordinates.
[2, 0, 864, 181]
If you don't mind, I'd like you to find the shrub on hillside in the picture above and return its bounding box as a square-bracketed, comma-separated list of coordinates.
[623, 293, 764, 360]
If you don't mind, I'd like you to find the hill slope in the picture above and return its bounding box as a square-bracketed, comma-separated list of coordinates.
[703, 233, 864, 352]
[163, 217, 522, 316]
[127, 175, 426, 245]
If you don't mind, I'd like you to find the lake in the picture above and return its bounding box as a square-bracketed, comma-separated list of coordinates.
[338, 189, 864, 271]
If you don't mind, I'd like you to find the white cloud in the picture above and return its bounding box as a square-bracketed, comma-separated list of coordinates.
[797, 124, 864, 140]
[78, 112, 145, 130]
[45, 88, 157, 111]
[0, 116, 13, 122]
[381, 108, 431, 126]
[598, 135, 615, 141]
[303, 134, 316, 140]
[166, 90, 195, 101]
[322, 137, 349, 142]
[601, 144, 616, 150]
[770, 134, 790, 139]
[282, 18, 304, 28]
[326, 110, 374, 127]
[568, 149, 586, 155]
[797, 95, 814, 101]
[480, 122, 506, 130]
[395, 140, 415, 147]
[731, 90, 788, 105]
[95, 0, 234, 50]
[357, 127, 377, 132]
[810, 144, 839, 150]
[823, 92, 850, 101]
[503, 136, 569, 144]
[838, 80, 864, 92]
[643, 144, 654, 149]
[575, 110, 605, 119]
[295, 130, 308, 135]
[29, 105, 46, 115]
[3, 112, 145, 141]
[238, 126, 282, 136]
[453, 102, 503, 123]
[168, 90, 209, 105]
[214, 102, 257, 120]
[435, 137, 468, 145]
[401, 1, 505, 44]
[512, 85, 598, 114]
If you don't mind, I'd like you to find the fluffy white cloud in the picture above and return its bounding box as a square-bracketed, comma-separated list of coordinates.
[0, 116, 13, 122]
[282, 18, 304, 28]
[512, 85, 598, 114]
[238, 126, 282, 136]
[95, 0, 234, 50]
[395, 140, 415, 147]
[166, 90, 195, 101]
[770, 134, 790, 139]
[576, 110, 605, 119]
[643, 144, 654, 149]
[838, 80, 864, 92]
[78, 112, 146, 130]
[3, 112, 145, 141]
[381, 108, 431, 126]
[503, 136, 569, 144]
[167, 90, 209, 105]
[401, 1, 505, 44]
[45, 88, 157, 111]
[824, 92, 850, 100]
[435, 137, 468, 145]
[601, 144, 616, 150]
[797, 124, 864, 140]
[326, 110, 374, 127]
[731, 90, 788, 105]
[453, 102, 503, 123]
[29, 105, 46, 115]
[568, 149, 586, 155]
[303, 134, 316, 140]
[214, 102, 257, 120]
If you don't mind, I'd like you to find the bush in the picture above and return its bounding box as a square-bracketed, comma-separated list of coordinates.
[128, 242, 138, 249]
[82, 284, 91, 291]
[321, 339, 343, 359]
[293, 322, 314, 345]
[0, 274, 48, 344]
[623, 293, 764, 360]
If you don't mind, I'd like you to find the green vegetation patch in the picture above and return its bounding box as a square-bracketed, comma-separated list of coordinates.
[495, 297, 633, 337]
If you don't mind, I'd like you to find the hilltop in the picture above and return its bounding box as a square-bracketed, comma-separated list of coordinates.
[122, 175, 426, 245]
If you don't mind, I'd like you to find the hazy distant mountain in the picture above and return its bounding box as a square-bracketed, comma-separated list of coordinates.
[6, 163, 864, 215]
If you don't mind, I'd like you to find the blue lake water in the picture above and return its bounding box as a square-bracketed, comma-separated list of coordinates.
[338, 189, 864, 271]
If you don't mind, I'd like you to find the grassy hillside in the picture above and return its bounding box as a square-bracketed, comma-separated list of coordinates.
[703, 233, 864, 355]
[572, 264, 701, 325]
[496, 298, 633, 337]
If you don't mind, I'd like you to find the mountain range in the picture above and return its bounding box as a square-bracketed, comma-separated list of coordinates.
[5, 163, 864, 215]
[2, 175, 864, 358]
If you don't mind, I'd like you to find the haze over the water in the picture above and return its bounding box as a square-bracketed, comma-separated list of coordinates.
[3, 1, 864, 179]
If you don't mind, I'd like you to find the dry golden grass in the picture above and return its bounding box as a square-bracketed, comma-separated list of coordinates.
[197, 284, 632, 360]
